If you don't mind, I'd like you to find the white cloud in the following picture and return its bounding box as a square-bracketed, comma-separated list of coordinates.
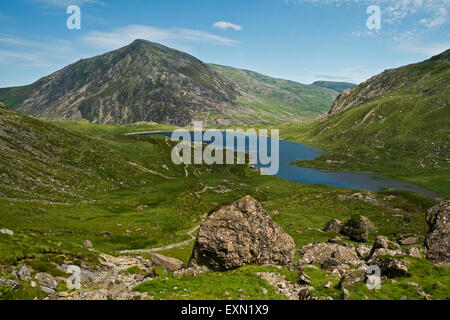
[285, 0, 449, 27]
[212, 21, 242, 31]
[81, 24, 238, 50]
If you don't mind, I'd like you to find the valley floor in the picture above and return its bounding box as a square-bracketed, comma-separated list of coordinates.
[0, 121, 448, 300]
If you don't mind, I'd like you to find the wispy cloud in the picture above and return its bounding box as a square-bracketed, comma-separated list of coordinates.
[212, 21, 242, 31]
[81, 24, 238, 50]
[285, 0, 449, 28]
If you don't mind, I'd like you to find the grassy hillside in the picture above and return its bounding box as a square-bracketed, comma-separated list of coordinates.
[210, 64, 339, 123]
[281, 50, 450, 196]
[1, 108, 448, 300]
[312, 81, 356, 93]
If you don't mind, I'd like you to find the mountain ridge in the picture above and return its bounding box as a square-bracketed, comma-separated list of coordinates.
[0, 39, 337, 126]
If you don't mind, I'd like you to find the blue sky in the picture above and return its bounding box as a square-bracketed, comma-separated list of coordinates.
[0, 0, 448, 87]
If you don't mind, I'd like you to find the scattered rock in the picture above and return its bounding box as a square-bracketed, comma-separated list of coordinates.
[299, 242, 362, 267]
[297, 271, 311, 285]
[30, 281, 37, 288]
[35, 272, 59, 295]
[261, 288, 268, 295]
[398, 236, 420, 245]
[136, 204, 148, 211]
[0, 228, 14, 236]
[433, 281, 441, 290]
[338, 269, 366, 289]
[341, 215, 374, 242]
[324, 281, 333, 289]
[322, 219, 344, 233]
[370, 235, 401, 256]
[406, 282, 423, 291]
[424, 200, 450, 265]
[0, 278, 20, 290]
[17, 265, 31, 281]
[269, 210, 279, 215]
[189, 196, 296, 271]
[342, 288, 350, 300]
[150, 253, 185, 271]
[368, 257, 409, 278]
[356, 244, 371, 259]
[83, 240, 93, 248]
[328, 236, 343, 244]
[256, 272, 313, 300]
[405, 247, 421, 258]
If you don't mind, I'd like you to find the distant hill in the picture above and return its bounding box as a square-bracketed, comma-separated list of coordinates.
[211, 65, 339, 122]
[0, 40, 337, 126]
[291, 49, 450, 195]
[312, 81, 356, 93]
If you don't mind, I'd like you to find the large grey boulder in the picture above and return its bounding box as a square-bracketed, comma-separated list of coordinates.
[368, 257, 409, 278]
[424, 200, 450, 265]
[188, 196, 296, 271]
[322, 219, 344, 233]
[35, 272, 59, 294]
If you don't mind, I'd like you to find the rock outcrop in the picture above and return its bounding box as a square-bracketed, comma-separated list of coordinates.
[150, 253, 185, 271]
[341, 215, 374, 242]
[188, 196, 296, 271]
[425, 200, 450, 265]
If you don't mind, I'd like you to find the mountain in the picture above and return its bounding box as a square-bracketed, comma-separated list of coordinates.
[312, 81, 356, 93]
[288, 49, 450, 195]
[210, 64, 339, 122]
[0, 40, 337, 126]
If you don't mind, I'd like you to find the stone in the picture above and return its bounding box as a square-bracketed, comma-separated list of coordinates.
[83, 240, 93, 248]
[30, 281, 37, 288]
[299, 242, 362, 266]
[342, 288, 350, 300]
[136, 204, 148, 211]
[297, 271, 311, 285]
[17, 265, 31, 281]
[328, 236, 343, 244]
[322, 219, 344, 233]
[0, 278, 20, 290]
[338, 269, 366, 289]
[433, 281, 441, 290]
[398, 236, 420, 245]
[340, 215, 374, 242]
[405, 247, 421, 258]
[150, 253, 185, 271]
[35, 272, 59, 294]
[188, 196, 295, 271]
[368, 257, 409, 278]
[370, 235, 401, 256]
[356, 244, 371, 259]
[324, 281, 333, 289]
[0, 228, 14, 236]
[261, 288, 268, 295]
[424, 200, 450, 265]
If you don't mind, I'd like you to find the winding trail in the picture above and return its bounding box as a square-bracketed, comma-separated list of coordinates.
[119, 217, 204, 254]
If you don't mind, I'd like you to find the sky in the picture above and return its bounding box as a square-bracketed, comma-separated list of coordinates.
[0, 0, 449, 87]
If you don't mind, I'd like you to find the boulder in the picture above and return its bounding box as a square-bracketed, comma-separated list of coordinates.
[398, 236, 420, 246]
[424, 200, 450, 265]
[150, 253, 185, 271]
[188, 196, 295, 271]
[299, 242, 362, 267]
[297, 271, 311, 285]
[370, 235, 401, 256]
[356, 244, 371, 259]
[341, 215, 374, 242]
[17, 265, 31, 281]
[0, 279, 20, 290]
[0, 228, 14, 236]
[405, 247, 421, 258]
[322, 219, 344, 233]
[35, 272, 59, 294]
[368, 257, 409, 278]
[338, 269, 366, 289]
[328, 236, 343, 244]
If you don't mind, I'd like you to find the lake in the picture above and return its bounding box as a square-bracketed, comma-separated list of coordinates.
[135, 131, 439, 199]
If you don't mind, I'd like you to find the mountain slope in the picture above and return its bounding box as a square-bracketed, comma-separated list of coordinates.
[0, 40, 337, 126]
[210, 64, 339, 122]
[0, 105, 156, 201]
[312, 81, 356, 93]
[284, 49, 450, 195]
